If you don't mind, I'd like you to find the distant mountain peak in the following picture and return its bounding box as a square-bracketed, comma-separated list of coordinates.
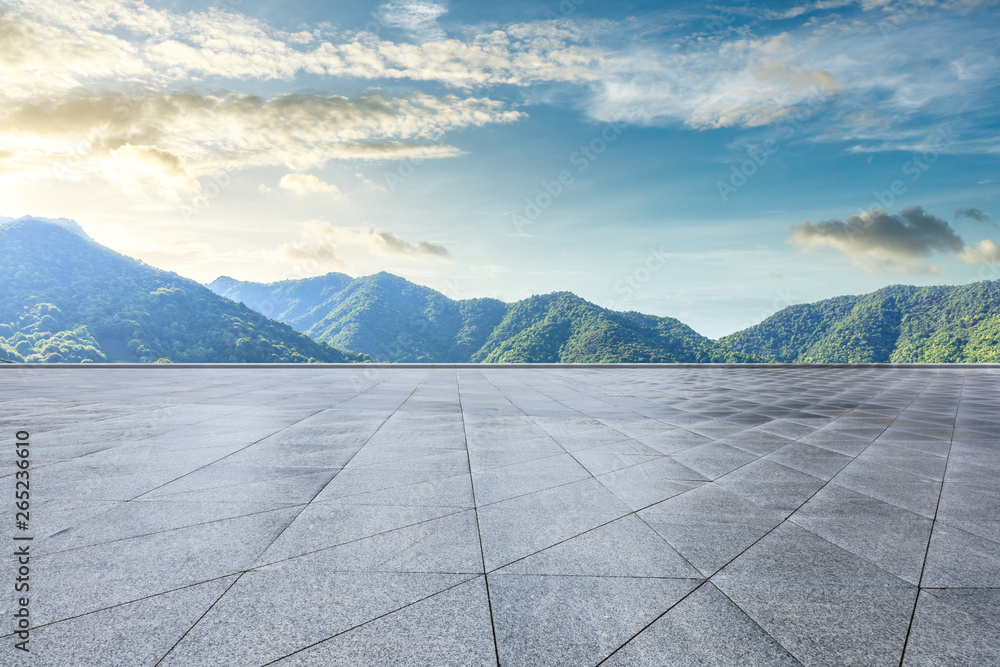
[2, 215, 95, 242]
[0, 222, 368, 364]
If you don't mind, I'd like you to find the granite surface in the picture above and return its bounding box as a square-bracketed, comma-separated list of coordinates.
[1, 366, 997, 665]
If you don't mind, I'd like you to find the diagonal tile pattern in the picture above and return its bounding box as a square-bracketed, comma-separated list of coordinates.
[1, 365, 998, 665]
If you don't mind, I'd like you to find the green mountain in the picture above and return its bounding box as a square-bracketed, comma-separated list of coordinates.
[210, 273, 754, 363]
[718, 282, 1000, 363]
[7, 215, 999, 364]
[0, 218, 368, 363]
[212, 271, 510, 362]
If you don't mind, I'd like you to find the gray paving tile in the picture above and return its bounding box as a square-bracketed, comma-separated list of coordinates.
[715, 521, 912, 587]
[144, 468, 342, 504]
[714, 579, 917, 666]
[467, 437, 565, 471]
[903, 589, 1000, 666]
[831, 459, 942, 518]
[29, 506, 300, 625]
[596, 457, 708, 511]
[922, 523, 1000, 588]
[715, 458, 825, 513]
[603, 583, 801, 667]
[471, 454, 591, 506]
[640, 485, 785, 576]
[257, 501, 464, 563]
[791, 484, 934, 585]
[496, 514, 701, 578]
[260, 509, 485, 574]
[669, 442, 758, 479]
[717, 430, 796, 456]
[715, 523, 917, 665]
[160, 568, 472, 666]
[936, 480, 1000, 542]
[34, 499, 297, 555]
[766, 442, 853, 481]
[490, 574, 698, 666]
[570, 441, 663, 476]
[477, 478, 632, 571]
[17, 577, 237, 667]
[270, 577, 496, 666]
[334, 472, 475, 508]
[3, 366, 993, 665]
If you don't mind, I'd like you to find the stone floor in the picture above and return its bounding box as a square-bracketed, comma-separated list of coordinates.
[1, 366, 999, 666]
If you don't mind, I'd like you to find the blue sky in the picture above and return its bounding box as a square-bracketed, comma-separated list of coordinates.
[1, 0, 998, 336]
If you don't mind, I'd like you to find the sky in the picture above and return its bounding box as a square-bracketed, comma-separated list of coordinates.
[1, 0, 999, 337]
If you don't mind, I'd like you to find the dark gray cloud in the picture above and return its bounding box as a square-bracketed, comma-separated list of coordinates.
[956, 207, 997, 228]
[789, 205, 967, 273]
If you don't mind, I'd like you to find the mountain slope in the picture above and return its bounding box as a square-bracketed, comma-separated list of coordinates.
[209, 272, 355, 331]
[0, 218, 368, 363]
[718, 281, 1000, 363]
[472, 292, 740, 363]
[210, 275, 755, 363]
[213, 271, 510, 362]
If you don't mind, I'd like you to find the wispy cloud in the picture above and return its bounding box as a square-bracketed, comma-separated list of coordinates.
[278, 240, 353, 272]
[279, 174, 343, 198]
[374, 0, 448, 42]
[0, 89, 520, 196]
[305, 221, 450, 259]
[1, 0, 996, 204]
[586, 33, 843, 129]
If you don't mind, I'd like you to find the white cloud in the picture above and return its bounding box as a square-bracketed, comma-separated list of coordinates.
[1, 1, 606, 95]
[374, 1, 448, 42]
[304, 220, 449, 259]
[355, 172, 388, 192]
[959, 239, 1000, 264]
[279, 174, 343, 198]
[587, 34, 843, 129]
[109, 144, 200, 195]
[0, 0, 995, 200]
[278, 240, 353, 271]
[0, 89, 522, 196]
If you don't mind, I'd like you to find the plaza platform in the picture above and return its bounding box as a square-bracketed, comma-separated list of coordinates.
[2, 365, 998, 665]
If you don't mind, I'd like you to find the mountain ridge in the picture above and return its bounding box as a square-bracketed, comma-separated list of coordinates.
[209, 272, 754, 363]
[3, 216, 999, 363]
[211, 271, 1000, 364]
[0, 218, 369, 363]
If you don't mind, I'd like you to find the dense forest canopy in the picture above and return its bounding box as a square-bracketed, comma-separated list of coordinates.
[215, 270, 1000, 364]
[4, 217, 998, 364]
[0, 219, 368, 364]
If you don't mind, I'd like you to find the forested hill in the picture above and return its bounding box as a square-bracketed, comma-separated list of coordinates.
[717, 282, 1000, 362]
[0, 218, 368, 363]
[6, 215, 998, 364]
[214, 271, 1000, 363]
[210, 273, 755, 363]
